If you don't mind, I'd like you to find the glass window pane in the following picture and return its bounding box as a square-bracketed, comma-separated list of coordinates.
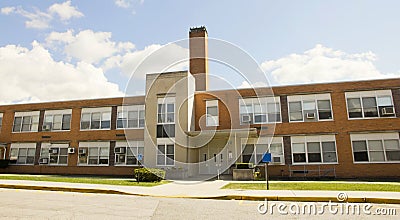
[384, 140, 400, 150]
[353, 141, 367, 151]
[290, 112, 303, 121]
[292, 143, 305, 153]
[354, 152, 369, 162]
[370, 151, 385, 161]
[45, 115, 53, 123]
[129, 111, 138, 119]
[308, 153, 321, 162]
[167, 104, 174, 113]
[323, 152, 337, 162]
[157, 155, 165, 165]
[167, 145, 174, 154]
[386, 151, 400, 161]
[207, 106, 218, 116]
[267, 103, 279, 113]
[243, 144, 254, 154]
[377, 96, 392, 106]
[303, 101, 316, 110]
[102, 112, 111, 121]
[270, 143, 283, 154]
[322, 142, 336, 152]
[81, 113, 90, 121]
[347, 98, 361, 109]
[317, 100, 331, 110]
[157, 145, 165, 154]
[307, 142, 321, 153]
[289, 102, 302, 112]
[92, 113, 101, 121]
[362, 97, 377, 108]
[89, 148, 98, 156]
[293, 153, 306, 162]
[62, 115, 71, 130]
[368, 140, 383, 151]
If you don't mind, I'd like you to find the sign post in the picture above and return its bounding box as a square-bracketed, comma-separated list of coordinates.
[262, 153, 272, 190]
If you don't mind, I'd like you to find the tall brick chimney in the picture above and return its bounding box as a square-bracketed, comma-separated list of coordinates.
[189, 26, 208, 91]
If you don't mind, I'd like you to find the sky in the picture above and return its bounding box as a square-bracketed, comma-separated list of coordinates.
[0, 0, 399, 104]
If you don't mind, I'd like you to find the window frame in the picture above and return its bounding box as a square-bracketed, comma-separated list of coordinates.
[9, 143, 37, 165]
[12, 111, 40, 133]
[239, 97, 282, 125]
[43, 109, 72, 132]
[287, 94, 334, 123]
[291, 135, 338, 165]
[206, 100, 219, 126]
[116, 105, 145, 129]
[0, 113, 3, 132]
[351, 133, 400, 164]
[39, 143, 69, 166]
[114, 141, 144, 166]
[80, 107, 112, 131]
[77, 142, 110, 166]
[345, 90, 396, 120]
[156, 140, 175, 166]
[241, 137, 285, 165]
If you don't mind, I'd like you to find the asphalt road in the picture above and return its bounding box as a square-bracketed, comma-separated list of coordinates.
[0, 188, 399, 219]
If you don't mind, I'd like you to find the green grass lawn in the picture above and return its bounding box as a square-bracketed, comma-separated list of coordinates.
[222, 182, 400, 192]
[0, 175, 168, 187]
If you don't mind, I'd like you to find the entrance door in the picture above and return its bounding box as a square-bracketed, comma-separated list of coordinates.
[209, 147, 224, 175]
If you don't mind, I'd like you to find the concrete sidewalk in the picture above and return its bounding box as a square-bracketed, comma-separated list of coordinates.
[0, 179, 400, 204]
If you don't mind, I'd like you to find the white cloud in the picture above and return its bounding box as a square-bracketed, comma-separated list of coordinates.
[238, 81, 268, 89]
[113, 43, 189, 79]
[1, 6, 15, 15]
[1, 1, 83, 29]
[261, 44, 399, 85]
[115, 0, 132, 8]
[46, 29, 135, 64]
[48, 0, 83, 21]
[0, 42, 123, 104]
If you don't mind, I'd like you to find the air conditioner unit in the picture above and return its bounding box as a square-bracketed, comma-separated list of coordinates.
[272, 156, 282, 163]
[114, 147, 126, 154]
[49, 148, 58, 154]
[68, 147, 75, 154]
[306, 112, 315, 119]
[382, 107, 395, 115]
[39, 158, 49, 164]
[42, 124, 51, 131]
[78, 148, 86, 154]
[241, 115, 251, 123]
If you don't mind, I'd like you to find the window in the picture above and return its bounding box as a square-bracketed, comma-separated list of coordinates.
[114, 141, 144, 166]
[291, 135, 338, 164]
[239, 97, 281, 124]
[288, 94, 333, 122]
[43, 109, 72, 131]
[241, 137, 284, 165]
[39, 143, 68, 165]
[78, 142, 109, 165]
[80, 107, 111, 130]
[13, 111, 40, 132]
[157, 97, 175, 138]
[117, 105, 145, 129]
[0, 113, 3, 132]
[157, 143, 174, 166]
[206, 100, 219, 126]
[346, 90, 396, 119]
[351, 133, 400, 163]
[9, 143, 36, 165]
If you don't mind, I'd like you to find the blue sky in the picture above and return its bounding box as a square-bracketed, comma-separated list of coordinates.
[0, 0, 399, 104]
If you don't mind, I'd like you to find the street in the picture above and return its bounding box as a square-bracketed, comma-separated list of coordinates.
[0, 188, 399, 219]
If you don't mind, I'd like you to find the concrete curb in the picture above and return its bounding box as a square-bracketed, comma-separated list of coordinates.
[1, 184, 400, 204]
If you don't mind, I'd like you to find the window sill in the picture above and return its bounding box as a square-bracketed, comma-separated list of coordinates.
[291, 162, 338, 165]
[347, 116, 397, 120]
[353, 161, 400, 164]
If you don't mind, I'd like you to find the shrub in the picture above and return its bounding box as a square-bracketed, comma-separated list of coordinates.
[134, 168, 165, 182]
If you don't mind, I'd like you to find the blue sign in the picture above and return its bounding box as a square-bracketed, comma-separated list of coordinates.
[137, 154, 143, 161]
[262, 153, 272, 163]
